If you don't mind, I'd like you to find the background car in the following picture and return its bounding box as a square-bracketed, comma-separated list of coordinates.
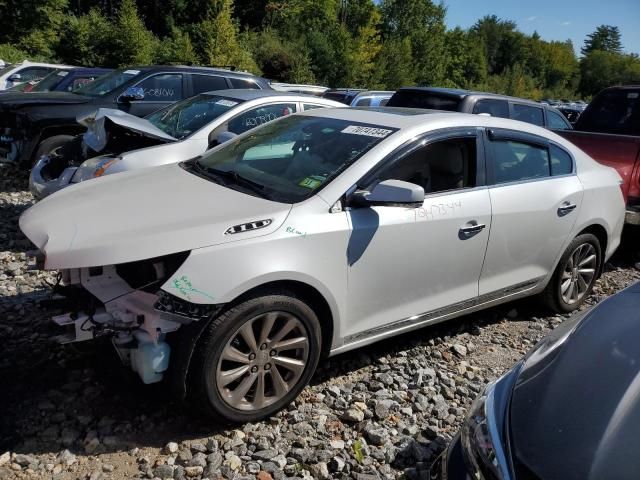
[29, 90, 344, 198]
[6, 67, 112, 93]
[387, 87, 573, 130]
[0, 65, 271, 167]
[432, 280, 640, 480]
[270, 82, 329, 96]
[322, 88, 393, 107]
[20, 108, 624, 423]
[0, 60, 72, 90]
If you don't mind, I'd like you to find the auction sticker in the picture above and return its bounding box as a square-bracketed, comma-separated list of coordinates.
[216, 99, 239, 107]
[124, 69, 140, 75]
[298, 176, 324, 189]
[341, 125, 392, 138]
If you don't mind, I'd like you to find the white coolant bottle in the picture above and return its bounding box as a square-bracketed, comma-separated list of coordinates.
[131, 330, 171, 384]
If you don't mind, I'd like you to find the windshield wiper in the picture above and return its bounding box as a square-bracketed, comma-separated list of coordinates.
[200, 166, 269, 199]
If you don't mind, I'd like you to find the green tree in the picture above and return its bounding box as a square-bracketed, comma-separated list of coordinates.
[372, 36, 414, 89]
[155, 27, 200, 65]
[106, 0, 158, 67]
[249, 29, 315, 82]
[57, 9, 114, 66]
[581, 25, 623, 55]
[579, 50, 640, 96]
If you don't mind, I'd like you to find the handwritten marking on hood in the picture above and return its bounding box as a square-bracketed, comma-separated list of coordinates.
[285, 226, 307, 238]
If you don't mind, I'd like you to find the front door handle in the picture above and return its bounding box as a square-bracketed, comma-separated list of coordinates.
[558, 202, 577, 216]
[459, 222, 486, 239]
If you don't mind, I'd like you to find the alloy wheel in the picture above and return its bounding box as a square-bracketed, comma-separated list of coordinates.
[560, 243, 597, 305]
[216, 311, 309, 411]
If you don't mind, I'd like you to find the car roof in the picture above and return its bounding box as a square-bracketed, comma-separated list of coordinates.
[201, 89, 339, 102]
[69, 67, 112, 74]
[395, 86, 546, 107]
[127, 65, 265, 79]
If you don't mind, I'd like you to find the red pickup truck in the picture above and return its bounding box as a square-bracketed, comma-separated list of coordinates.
[556, 85, 640, 226]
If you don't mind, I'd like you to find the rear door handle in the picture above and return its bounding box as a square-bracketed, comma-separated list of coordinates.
[459, 222, 486, 239]
[558, 202, 577, 216]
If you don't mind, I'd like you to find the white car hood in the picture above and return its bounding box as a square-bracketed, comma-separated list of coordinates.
[78, 108, 177, 152]
[20, 163, 291, 269]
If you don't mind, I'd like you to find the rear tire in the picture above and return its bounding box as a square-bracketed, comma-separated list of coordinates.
[32, 134, 74, 167]
[190, 290, 322, 423]
[542, 233, 601, 313]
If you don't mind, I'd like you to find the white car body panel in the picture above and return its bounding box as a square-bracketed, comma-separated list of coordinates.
[20, 108, 626, 357]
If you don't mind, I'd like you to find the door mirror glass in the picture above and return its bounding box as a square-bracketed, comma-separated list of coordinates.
[352, 179, 424, 207]
[210, 131, 237, 149]
[120, 86, 145, 102]
[8, 73, 21, 82]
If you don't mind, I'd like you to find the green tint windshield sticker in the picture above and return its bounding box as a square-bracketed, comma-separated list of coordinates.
[298, 176, 324, 189]
[341, 125, 393, 138]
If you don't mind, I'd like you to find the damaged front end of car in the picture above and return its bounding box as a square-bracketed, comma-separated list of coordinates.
[30, 109, 176, 199]
[38, 251, 219, 385]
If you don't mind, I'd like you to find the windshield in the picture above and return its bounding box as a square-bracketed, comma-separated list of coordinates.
[74, 69, 139, 97]
[147, 94, 244, 140]
[387, 91, 462, 111]
[31, 69, 67, 92]
[190, 115, 396, 203]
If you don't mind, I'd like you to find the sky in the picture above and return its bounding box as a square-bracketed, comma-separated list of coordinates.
[442, 0, 640, 55]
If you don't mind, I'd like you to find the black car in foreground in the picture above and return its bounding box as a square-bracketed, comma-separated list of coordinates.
[433, 280, 640, 480]
[0, 65, 271, 167]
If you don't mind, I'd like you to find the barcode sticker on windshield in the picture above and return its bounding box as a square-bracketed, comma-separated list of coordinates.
[216, 99, 239, 107]
[628, 93, 639, 99]
[123, 69, 140, 75]
[341, 125, 392, 138]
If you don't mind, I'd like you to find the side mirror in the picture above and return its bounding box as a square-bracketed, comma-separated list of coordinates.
[8, 73, 21, 82]
[208, 131, 237, 149]
[351, 179, 424, 207]
[120, 86, 145, 102]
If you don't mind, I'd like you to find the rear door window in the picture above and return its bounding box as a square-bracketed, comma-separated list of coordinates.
[191, 74, 228, 94]
[489, 140, 551, 184]
[354, 97, 372, 107]
[136, 73, 183, 101]
[547, 109, 572, 129]
[511, 104, 545, 126]
[473, 99, 509, 118]
[550, 145, 573, 175]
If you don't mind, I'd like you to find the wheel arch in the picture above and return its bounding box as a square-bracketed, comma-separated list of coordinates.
[229, 279, 335, 359]
[576, 223, 608, 276]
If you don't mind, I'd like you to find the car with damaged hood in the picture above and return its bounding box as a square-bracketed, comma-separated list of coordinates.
[20, 108, 624, 422]
[431, 280, 640, 480]
[0, 65, 271, 167]
[29, 90, 344, 199]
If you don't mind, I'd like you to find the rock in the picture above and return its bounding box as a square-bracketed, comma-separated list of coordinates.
[57, 450, 76, 466]
[226, 454, 242, 471]
[252, 449, 278, 461]
[507, 308, 518, 319]
[341, 407, 365, 423]
[0, 452, 10, 467]
[374, 399, 399, 419]
[257, 471, 273, 480]
[364, 425, 388, 446]
[451, 344, 467, 357]
[206, 451, 223, 469]
[329, 456, 345, 472]
[177, 449, 192, 463]
[309, 461, 330, 479]
[184, 465, 203, 477]
[102, 464, 115, 472]
[154, 464, 174, 479]
[329, 439, 345, 450]
[164, 442, 179, 454]
[85, 437, 101, 454]
[188, 452, 207, 468]
[14, 454, 37, 467]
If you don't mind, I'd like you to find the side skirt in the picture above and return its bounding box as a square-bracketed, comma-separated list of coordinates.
[329, 278, 544, 357]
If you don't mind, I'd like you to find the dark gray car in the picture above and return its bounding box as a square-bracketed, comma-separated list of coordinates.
[433, 280, 640, 480]
[388, 87, 573, 130]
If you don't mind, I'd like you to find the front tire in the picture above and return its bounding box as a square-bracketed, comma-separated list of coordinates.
[543, 233, 601, 312]
[32, 134, 74, 167]
[190, 291, 322, 423]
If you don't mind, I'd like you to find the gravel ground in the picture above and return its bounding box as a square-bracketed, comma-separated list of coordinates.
[1, 166, 639, 480]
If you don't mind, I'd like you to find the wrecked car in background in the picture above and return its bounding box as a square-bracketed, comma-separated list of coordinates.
[0, 65, 271, 167]
[29, 90, 343, 199]
[20, 108, 624, 422]
[6, 67, 112, 93]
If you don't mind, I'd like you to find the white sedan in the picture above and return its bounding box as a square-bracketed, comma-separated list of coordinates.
[20, 108, 625, 422]
[29, 90, 344, 198]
